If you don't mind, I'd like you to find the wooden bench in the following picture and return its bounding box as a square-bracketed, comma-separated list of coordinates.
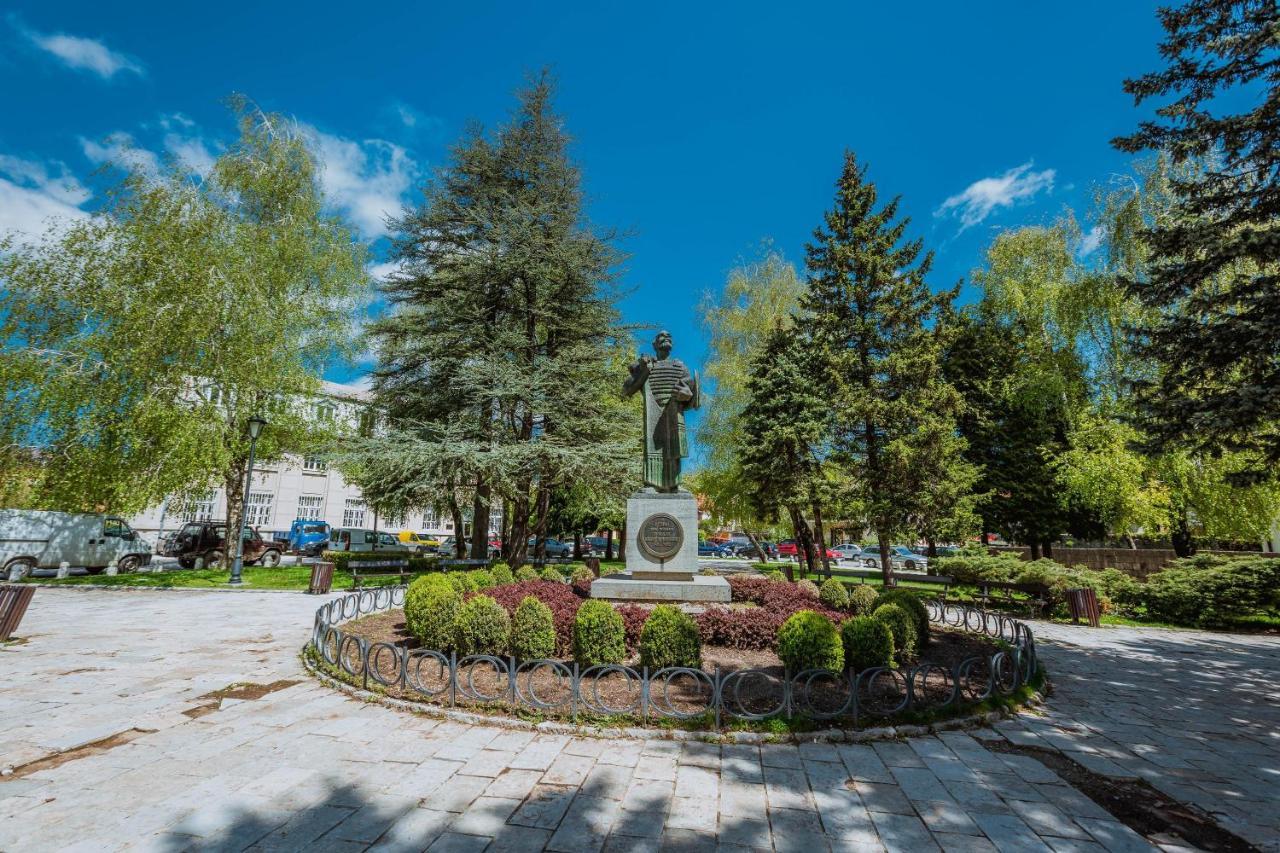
[349, 557, 412, 589]
[439, 558, 491, 572]
[973, 581, 1050, 618]
[833, 568, 955, 600]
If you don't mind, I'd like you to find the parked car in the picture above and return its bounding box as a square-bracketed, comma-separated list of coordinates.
[399, 530, 439, 551]
[890, 545, 928, 572]
[1, 510, 153, 575]
[832, 543, 864, 562]
[584, 535, 610, 556]
[777, 540, 799, 558]
[328, 527, 417, 555]
[527, 537, 572, 558]
[734, 540, 777, 559]
[433, 536, 457, 556]
[162, 521, 282, 569]
[697, 540, 732, 558]
[277, 519, 331, 556]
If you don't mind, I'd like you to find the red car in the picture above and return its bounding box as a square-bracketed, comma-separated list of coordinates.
[777, 540, 840, 560]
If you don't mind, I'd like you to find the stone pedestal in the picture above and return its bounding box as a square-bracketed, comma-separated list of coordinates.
[592, 490, 730, 603]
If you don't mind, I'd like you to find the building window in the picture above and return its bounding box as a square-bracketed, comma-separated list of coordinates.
[245, 492, 274, 528]
[314, 402, 336, 423]
[381, 511, 406, 529]
[303, 455, 327, 472]
[358, 408, 377, 437]
[179, 491, 215, 523]
[421, 510, 439, 529]
[297, 495, 324, 521]
[343, 499, 366, 528]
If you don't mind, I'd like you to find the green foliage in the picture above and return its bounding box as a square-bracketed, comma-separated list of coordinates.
[776, 610, 844, 673]
[469, 569, 495, 590]
[846, 584, 879, 616]
[1143, 556, 1280, 628]
[572, 600, 627, 667]
[511, 596, 556, 660]
[872, 604, 917, 658]
[570, 564, 595, 584]
[444, 571, 475, 594]
[765, 570, 787, 582]
[841, 616, 895, 672]
[874, 589, 930, 647]
[539, 566, 563, 583]
[796, 579, 820, 598]
[490, 563, 515, 586]
[934, 555, 1026, 585]
[819, 577, 849, 610]
[453, 594, 511, 657]
[322, 552, 438, 574]
[404, 575, 461, 650]
[0, 100, 370, 519]
[639, 605, 702, 670]
[514, 565, 539, 582]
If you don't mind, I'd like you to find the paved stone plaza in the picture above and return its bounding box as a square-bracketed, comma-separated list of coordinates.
[1, 589, 1276, 852]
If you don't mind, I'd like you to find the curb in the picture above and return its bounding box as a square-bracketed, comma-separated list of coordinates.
[302, 648, 1048, 745]
[20, 582, 325, 595]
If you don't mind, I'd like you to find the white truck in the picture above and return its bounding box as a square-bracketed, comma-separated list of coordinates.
[0, 510, 153, 576]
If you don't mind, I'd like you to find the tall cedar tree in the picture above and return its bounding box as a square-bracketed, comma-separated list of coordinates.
[1113, 0, 1280, 480]
[737, 324, 831, 581]
[802, 152, 961, 584]
[359, 75, 631, 565]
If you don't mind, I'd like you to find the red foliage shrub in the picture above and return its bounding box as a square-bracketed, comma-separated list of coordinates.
[613, 604, 649, 656]
[711, 575, 843, 649]
[479, 581, 583, 656]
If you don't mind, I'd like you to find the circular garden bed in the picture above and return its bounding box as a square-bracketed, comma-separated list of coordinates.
[308, 570, 1041, 732]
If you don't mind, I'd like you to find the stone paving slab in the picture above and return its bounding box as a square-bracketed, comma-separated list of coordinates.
[1, 589, 1277, 851]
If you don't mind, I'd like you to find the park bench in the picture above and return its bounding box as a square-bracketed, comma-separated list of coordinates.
[439, 558, 491, 572]
[835, 568, 955, 601]
[973, 580, 1050, 618]
[349, 557, 412, 589]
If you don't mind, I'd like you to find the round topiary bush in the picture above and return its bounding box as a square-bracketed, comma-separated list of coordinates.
[404, 574, 461, 650]
[445, 572, 474, 594]
[765, 570, 787, 582]
[514, 565, 539, 582]
[573, 600, 626, 667]
[847, 585, 879, 616]
[796, 579, 821, 598]
[454, 594, 511, 657]
[570, 564, 595, 584]
[490, 563, 515, 586]
[539, 566, 563, 582]
[639, 605, 702, 670]
[875, 589, 929, 646]
[841, 616, 895, 672]
[469, 569, 495, 590]
[872, 603, 918, 658]
[511, 596, 556, 660]
[819, 577, 849, 610]
[776, 610, 844, 673]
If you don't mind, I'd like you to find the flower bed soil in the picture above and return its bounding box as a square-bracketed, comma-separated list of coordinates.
[335, 608, 1004, 722]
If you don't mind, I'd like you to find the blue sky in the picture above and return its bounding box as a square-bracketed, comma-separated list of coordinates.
[1, 2, 1166, 390]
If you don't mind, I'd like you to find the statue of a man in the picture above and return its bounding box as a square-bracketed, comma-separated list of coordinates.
[623, 330, 700, 492]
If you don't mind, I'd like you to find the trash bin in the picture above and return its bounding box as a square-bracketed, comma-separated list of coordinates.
[0, 584, 36, 641]
[585, 557, 601, 577]
[1065, 587, 1100, 627]
[308, 561, 335, 595]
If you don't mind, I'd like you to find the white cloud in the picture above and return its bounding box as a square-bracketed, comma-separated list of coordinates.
[307, 127, 418, 238]
[1079, 225, 1105, 257]
[0, 154, 91, 238]
[936, 162, 1056, 231]
[368, 260, 401, 281]
[25, 28, 143, 79]
[81, 132, 162, 176]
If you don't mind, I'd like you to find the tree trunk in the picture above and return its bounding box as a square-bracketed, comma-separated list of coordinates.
[1029, 540, 1042, 560]
[469, 480, 490, 560]
[507, 492, 531, 567]
[500, 498, 511, 560]
[1172, 512, 1195, 557]
[619, 521, 627, 563]
[745, 530, 766, 564]
[573, 531, 583, 560]
[926, 537, 937, 559]
[605, 528, 614, 561]
[1042, 539, 1053, 559]
[877, 531, 894, 587]
[1125, 533, 1137, 550]
[223, 458, 247, 568]
[448, 495, 466, 558]
[811, 502, 831, 578]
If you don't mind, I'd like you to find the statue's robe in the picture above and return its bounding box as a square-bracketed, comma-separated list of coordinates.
[639, 358, 698, 491]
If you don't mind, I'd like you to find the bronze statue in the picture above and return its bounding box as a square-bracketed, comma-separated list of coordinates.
[623, 331, 700, 492]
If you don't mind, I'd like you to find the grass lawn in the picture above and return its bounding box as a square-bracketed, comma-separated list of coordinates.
[22, 564, 394, 591]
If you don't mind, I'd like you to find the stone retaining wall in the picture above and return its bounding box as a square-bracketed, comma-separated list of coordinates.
[989, 546, 1279, 578]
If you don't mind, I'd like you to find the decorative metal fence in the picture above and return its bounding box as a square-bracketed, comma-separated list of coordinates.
[310, 586, 1037, 729]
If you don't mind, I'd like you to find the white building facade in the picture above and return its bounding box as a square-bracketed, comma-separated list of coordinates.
[128, 381, 501, 541]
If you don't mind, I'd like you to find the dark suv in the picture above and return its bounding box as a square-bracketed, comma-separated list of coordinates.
[162, 521, 282, 569]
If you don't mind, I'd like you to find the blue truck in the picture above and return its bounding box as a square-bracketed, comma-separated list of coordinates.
[275, 519, 331, 556]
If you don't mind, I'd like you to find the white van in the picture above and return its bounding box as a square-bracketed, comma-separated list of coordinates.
[0, 510, 152, 575]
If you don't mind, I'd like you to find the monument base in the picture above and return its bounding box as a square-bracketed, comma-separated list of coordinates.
[625, 490, 699, 575]
[590, 571, 731, 603]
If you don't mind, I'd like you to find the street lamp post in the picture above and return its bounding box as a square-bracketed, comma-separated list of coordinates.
[230, 415, 267, 586]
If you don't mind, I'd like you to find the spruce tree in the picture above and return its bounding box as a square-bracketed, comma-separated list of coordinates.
[801, 152, 964, 583]
[352, 74, 632, 565]
[1113, 0, 1280, 479]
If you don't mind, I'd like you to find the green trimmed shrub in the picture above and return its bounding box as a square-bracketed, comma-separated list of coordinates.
[539, 566, 563, 582]
[469, 569, 495, 590]
[511, 596, 556, 660]
[514, 565, 539, 582]
[699, 566, 718, 576]
[573, 600, 626, 667]
[796, 579, 821, 598]
[490, 563, 515, 586]
[570, 564, 595, 584]
[444, 572, 472, 595]
[847, 584, 879, 616]
[776, 610, 844, 672]
[841, 616, 895, 672]
[765, 570, 787, 582]
[933, 554, 1023, 585]
[872, 603, 917, 658]
[819, 578, 849, 610]
[1142, 555, 1280, 627]
[453, 594, 510, 656]
[875, 589, 930, 646]
[403, 574, 461, 650]
[639, 605, 702, 670]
